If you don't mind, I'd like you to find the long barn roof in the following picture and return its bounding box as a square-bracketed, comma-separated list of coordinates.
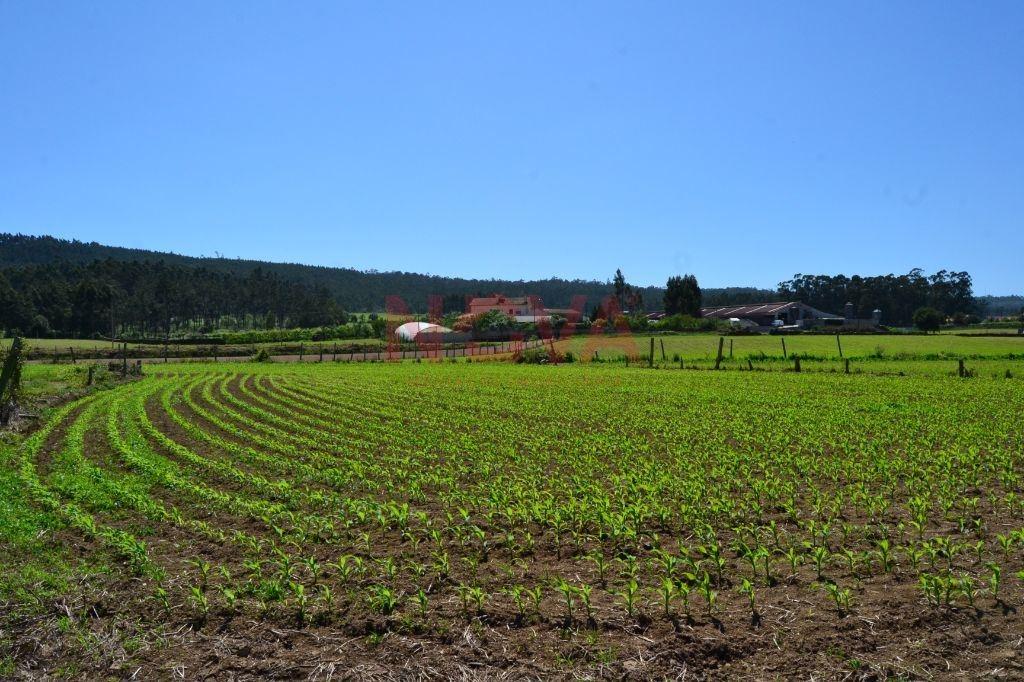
[701, 301, 837, 319]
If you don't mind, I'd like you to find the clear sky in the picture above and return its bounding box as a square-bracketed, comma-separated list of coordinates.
[2, 2, 1022, 294]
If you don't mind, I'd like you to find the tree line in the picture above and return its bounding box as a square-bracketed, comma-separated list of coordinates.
[0, 233, 775, 314]
[0, 235, 988, 335]
[0, 260, 346, 338]
[777, 269, 975, 326]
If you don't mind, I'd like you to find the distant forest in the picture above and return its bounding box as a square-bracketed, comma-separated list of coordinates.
[0, 234, 771, 337]
[0, 233, 1012, 337]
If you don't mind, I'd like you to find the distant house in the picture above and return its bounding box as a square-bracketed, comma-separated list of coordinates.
[700, 301, 842, 329]
[468, 294, 549, 323]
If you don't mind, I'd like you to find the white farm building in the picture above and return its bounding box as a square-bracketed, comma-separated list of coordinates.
[394, 321, 453, 341]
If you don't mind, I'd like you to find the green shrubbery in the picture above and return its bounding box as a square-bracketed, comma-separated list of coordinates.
[513, 347, 572, 364]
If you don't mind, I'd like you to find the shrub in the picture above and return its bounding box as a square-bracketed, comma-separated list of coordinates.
[513, 348, 564, 364]
[913, 308, 944, 333]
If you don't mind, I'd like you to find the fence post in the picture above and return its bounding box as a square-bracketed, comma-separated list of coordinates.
[781, 336, 787, 359]
[836, 334, 843, 358]
[845, 358, 850, 374]
[715, 337, 724, 370]
[660, 338, 666, 360]
[69, 347, 76, 364]
[649, 338, 654, 367]
[333, 343, 337, 361]
[299, 343, 304, 362]
[958, 359, 965, 377]
[122, 343, 128, 374]
[747, 359, 753, 371]
[794, 356, 801, 373]
[729, 338, 733, 358]
[319, 345, 323, 362]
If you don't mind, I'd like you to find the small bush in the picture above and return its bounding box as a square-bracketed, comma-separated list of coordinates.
[513, 348, 564, 364]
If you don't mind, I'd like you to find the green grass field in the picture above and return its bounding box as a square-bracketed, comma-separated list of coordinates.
[4, 336, 386, 362]
[2, 359, 1023, 677]
[558, 331, 1024, 361]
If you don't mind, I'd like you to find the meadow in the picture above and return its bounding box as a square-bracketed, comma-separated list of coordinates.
[2, 359, 1024, 678]
[5, 337, 387, 362]
[557, 330, 1024, 362]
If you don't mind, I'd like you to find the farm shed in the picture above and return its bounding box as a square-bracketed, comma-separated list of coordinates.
[394, 321, 453, 341]
[700, 301, 841, 329]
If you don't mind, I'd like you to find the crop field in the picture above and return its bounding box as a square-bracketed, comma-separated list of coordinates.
[3, 361, 1024, 678]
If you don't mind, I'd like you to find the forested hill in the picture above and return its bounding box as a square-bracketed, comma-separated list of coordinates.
[0, 233, 772, 312]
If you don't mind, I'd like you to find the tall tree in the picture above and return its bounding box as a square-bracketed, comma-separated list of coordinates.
[613, 269, 626, 310]
[664, 274, 702, 316]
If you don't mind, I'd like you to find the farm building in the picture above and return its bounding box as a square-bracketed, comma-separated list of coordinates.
[700, 301, 842, 329]
[468, 295, 551, 323]
[394, 321, 453, 341]
[466, 294, 583, 324]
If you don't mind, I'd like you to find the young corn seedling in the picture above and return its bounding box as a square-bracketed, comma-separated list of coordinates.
[456, 584, 473, 616]
[402, 588, 423, 620]
[919, 574, 941, 607]
[468, 586, 488, 615]
[696, 572, 717, 619]
[304, 556, 322, 585]
[587, 552, 610, 586]
[959, 575, 977, 609]
[368, 585, 400, 616]
[616, 579, 639, 619]
[505, 585, 527, 621]
[578, 583, 596, 625]
[153, 586, 171, 617]
[318, 584, 334, 611]
[699, 540, 726, 585]
[986, 563, 1001, 601]
[617, 555, 639, 581]
[219, 585, 238, 615]
[677, 579, 692, 619]
[810, 546, 830, 580]
[525, 585, 543, 620]
[554, 579, 576, 624]
[907, 546, 925, 572]
[189, 585, 210, 621]
[432, 551, 450, 578]
[657, 578, 678, 620]
[757, 547, 774, 585]
[738, 578, 757, 621]
[293, 583, 309, 625]
[875, 539, 895, 573]
[996, 533, 1014, 560]
[971, 540, 986, 565]
[822, 582, 852, 616]
[191, 558, 212, 592]
[784, 547, 803, 579]
[334, 554, 356, 584]
[377, 557, 398, 580]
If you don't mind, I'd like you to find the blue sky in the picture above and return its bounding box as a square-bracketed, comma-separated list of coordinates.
[2, 2, 1022, 294]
